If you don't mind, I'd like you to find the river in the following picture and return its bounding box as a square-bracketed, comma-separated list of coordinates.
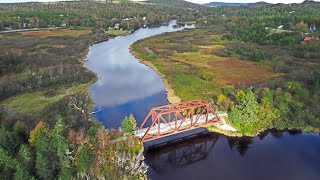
[84, 21, 320, 180]
[84, 20, 194, 128]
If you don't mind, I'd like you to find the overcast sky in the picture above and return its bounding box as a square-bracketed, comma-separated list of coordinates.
[0, 0, 319, 4]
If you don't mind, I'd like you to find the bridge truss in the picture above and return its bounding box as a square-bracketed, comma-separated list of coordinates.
[136, 99, 222, 142]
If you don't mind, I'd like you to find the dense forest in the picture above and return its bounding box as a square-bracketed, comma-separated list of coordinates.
[1, 0, 320, 179]
[0, 0, 200, 31]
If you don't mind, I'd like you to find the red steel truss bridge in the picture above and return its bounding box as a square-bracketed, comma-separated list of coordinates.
[133, 99, 223, 142]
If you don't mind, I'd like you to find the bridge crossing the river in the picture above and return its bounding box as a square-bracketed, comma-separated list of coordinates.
[133, 99, 230, 142]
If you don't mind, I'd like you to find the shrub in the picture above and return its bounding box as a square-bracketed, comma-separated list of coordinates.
[147, 52, 158, 59]
[120, 114, 137, 133]
[217, 94, 226, 106]
[235, 47, 265, 62]
[229, 90, 260, 134]
[223, 87, 232, 96]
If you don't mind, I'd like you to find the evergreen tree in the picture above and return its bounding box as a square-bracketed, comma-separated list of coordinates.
[35, 129, 54, 179]
[52, 118, 72, 179]
[17, 145, 33, 173]
[230, 90, 260, 132]
[13, 164, 35, 180]
[75, 146, 93, 173]
[0, 126, 21, 154]
[0, 148, 16, 179]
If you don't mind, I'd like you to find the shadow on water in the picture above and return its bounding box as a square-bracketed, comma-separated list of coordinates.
[144, 130, 219, 173]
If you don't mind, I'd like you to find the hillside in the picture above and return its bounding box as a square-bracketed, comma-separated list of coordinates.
[203, 2, 249, 7]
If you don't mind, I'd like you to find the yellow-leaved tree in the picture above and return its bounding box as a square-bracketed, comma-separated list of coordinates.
[28, 121, 48, 146]
[294, 21, 308, 33]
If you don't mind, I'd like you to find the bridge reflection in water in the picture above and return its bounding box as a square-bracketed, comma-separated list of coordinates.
[144, 130, 219, 173]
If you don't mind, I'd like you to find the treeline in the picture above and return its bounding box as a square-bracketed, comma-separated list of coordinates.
[0, 64, 94, 101]
[224, 23, 302, 46]
[216, 79, 320, 135]
[197, 1, 320, 40]
[0, 1, 201, 31]
[198, 1, 320, 28]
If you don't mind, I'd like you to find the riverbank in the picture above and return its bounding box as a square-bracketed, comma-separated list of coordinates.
[130, 48, 181, 104]
[207, 123, 320, 137]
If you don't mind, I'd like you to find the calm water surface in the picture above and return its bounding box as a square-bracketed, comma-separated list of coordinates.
[145, 130, 320, 180]
[84, 20, 194, 128]
[85, 21, 320, 180]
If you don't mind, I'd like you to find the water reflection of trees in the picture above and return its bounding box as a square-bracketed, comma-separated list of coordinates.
[227, 137, 253, 156]
[227, 130, 304, 156]
[145, 130, 309, 173]
[270, 129, 302, 138]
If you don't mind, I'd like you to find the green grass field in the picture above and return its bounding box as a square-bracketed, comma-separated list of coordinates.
[1, 82, 91, 114]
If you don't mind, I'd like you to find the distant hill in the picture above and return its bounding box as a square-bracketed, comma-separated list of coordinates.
[203, 2, 249, 7]
[149, 0, 202, 9]
[0, 3, 21, 6]
[203, 1, 271, 7]
[248, 1, 270, 7]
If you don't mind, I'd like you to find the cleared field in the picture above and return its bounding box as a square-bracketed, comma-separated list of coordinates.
[0, 82, 91, 114]
[20, 29, 92, 38]
[131, 29, 278, 102]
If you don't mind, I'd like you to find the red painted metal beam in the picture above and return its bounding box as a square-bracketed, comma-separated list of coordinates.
[138, 99, 221, 142]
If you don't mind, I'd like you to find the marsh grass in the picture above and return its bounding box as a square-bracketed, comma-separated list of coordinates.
[20, 29, 92, 38]
[131, 29, 278, 102]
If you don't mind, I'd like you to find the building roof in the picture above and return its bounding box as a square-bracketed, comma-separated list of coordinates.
[304, 37, 312, 41]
